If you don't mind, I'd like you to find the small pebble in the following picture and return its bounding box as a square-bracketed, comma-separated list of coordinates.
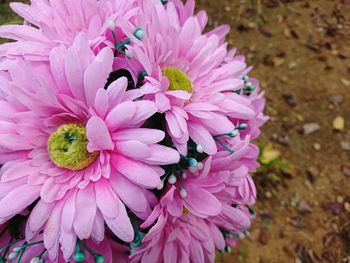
[341, 78, 350, 87]
[265, 191, 272, 199]
[303, 123, 320, 135]
[328, 95, 343, 105]
[272, 57, 285, 67]
[296, 114, 304, 122]
[298, 200, 312, 214]
[345, 202, 350, 213]
[282, 93, 297, 107]
[313, 143, 321, 151]
[341, 141, 350, 151]
[288, 61, 297, 69]
[336, 196, 344, 204]
[333, 116, 345, 131]
[306, 166, 319, 182]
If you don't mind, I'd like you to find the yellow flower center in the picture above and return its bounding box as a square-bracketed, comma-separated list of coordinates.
[183, 207, 191, 215]
[162, 67, 192, 94]
[47, 123, 98, 171]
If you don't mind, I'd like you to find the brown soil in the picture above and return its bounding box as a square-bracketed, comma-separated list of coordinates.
[195, 0, 350, 262]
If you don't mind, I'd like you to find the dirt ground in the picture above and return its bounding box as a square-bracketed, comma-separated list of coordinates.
[1, 0, 350, 263]
[195, 0, 350, 262]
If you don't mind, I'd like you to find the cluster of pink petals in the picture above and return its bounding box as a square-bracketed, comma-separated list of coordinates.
[129, 0, 255, 155]
[0, 0, 267, 262]
[0, 0, 138, 61]
[0, 223, 129, 263]
[0, 33, 179, 261]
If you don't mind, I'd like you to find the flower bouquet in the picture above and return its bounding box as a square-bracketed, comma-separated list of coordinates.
[0, 0, 267, 262]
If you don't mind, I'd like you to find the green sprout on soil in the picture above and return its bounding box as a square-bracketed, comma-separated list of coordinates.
[255, 144, 293, 187]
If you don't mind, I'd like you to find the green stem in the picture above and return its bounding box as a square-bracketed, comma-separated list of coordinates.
[0, 239, 21, 252]
[16, 242, 27, 263]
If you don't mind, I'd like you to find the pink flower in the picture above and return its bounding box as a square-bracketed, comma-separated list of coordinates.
[0, 0, 138, 61]
[131, 207, 225, 263]
[156, 143, 257, 219]
[128, 1, 255, 155]
[0, 34, 179, 261]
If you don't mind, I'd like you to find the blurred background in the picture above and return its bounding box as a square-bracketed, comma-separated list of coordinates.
[1, 0, 350, 262]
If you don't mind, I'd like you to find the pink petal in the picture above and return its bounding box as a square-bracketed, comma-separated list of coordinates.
[188, 123, 217, 155]
[1, 160, 32, 182]
[143, 144, 180, 165]
[105, 101, 137, 131]
[0, 184, 40, 218]
[44, 202, 64, 250]
[94, 88, 109, 118]
[155, 92, 171, 112]
[113, 128, 165, 144]
[111, 155, 162, 188]
[86, 116, 113, 152]
[129, 101, 158, 127]
[40, 178, 64, 203]
[107, 77, 128, 109]
[74, 184, 97, 239]
[60, 230, 77, 260]
[189, 239, 204, 263]
[110, 173, 149, 214]
[91, 210, 105, 242]
[0, 177, 27, 199]
[95, 179, 120, 219]
[185, 186, 222, 216]
[61, 190, 77, 233]
[0, 25, 48, 42]
[84, 48, 114, 106]
[28, 200, 54, 233]
[164, 242, 178, 263]
[115, 140, 151, 160]
[105, 198, 134, 242]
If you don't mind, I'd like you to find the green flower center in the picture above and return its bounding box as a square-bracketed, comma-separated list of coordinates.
[162, 67, 192, 94]
[47, 123, 98, 171]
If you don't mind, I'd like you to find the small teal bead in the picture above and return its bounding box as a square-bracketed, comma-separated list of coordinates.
[139, 70, 148, 78]
[229, 130, 238, 137]
[133, 28, 145, 40]
[238, 123, 248, 130]
[225, 245, 232, 253]
[74, 251, 86, 262]
[188, 158, 198, 167]
[246, 85, 255, 91]
[94, 255, 105, 263]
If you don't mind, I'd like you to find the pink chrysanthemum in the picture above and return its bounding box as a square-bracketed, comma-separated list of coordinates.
[0, 0, 138, 61]
[131, 207, 225, 263]
[151, 138, 257, 216]
[130, 132, 258, 262]
[131, 196, 252, 263]
[0, 34, 179, 261]
[128, 0, 256, 155]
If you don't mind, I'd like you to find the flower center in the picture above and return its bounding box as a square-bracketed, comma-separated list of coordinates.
[47, 123, 98, 171]
[162, 67, 192, 94]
